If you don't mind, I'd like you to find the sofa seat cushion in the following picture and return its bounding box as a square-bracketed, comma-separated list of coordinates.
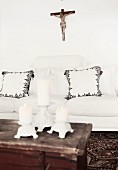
[66, 94, 118, 117]
[48, 94, 67, 114]
[12, 94, 67, 115]
[13, 95, 39, 114]
[0, 97, 15, 112]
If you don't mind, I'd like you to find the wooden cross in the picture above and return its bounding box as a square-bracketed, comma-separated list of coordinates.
[50, 9, 75, 41]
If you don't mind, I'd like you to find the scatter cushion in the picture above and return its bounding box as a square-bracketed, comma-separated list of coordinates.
[64, 66, 102, 100]
[0, 70, 34, 98]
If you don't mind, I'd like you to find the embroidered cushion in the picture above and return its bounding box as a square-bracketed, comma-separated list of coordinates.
[64, 66, 102, 100]
[0, 70, 34, 98]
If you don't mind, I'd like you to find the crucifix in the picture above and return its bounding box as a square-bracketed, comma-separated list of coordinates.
[50, 9, 75, 41]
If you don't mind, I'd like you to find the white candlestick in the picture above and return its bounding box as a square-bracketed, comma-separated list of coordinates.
[19, 104, 32, 124]
[56, 107, 68, 122]
[37, 79, 50, 106]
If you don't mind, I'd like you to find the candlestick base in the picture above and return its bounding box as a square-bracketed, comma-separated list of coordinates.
[14, 124, 38, 139]
[33, 106, 54, 132]
[47, 121, 74, 139]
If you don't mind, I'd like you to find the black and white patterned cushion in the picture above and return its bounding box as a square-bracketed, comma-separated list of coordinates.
[64, 66, 102, 100]
[0, 70, 34, 99]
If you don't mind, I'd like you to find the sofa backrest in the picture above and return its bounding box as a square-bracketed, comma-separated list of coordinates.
[30, 56, 118, 97]
[100, 64, 118, 95]
[32, 55, 88, 70]
[30, 55, 88, 96]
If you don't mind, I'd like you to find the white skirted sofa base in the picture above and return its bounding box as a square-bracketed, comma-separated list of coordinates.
[0, 55, 118, 131]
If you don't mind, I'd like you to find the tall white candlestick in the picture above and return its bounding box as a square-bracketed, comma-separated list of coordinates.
[19, 104, 32, 124]
[56, 107, 68, 122]
[37, 79, 50, 106]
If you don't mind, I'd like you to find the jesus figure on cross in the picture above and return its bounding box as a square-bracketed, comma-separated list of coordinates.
[50, 9, 75, 41]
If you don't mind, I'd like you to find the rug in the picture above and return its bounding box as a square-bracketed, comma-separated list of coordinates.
[87, 132, 118, 170]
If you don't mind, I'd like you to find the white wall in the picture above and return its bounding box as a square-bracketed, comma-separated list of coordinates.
[1, 0, 118, 69]
[0, 15, 1, 49]
[0, 18, 1, 68]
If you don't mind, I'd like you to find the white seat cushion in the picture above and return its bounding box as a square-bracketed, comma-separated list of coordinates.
[0, 97, 15, 112]
[13, 94, 67, 114]
[66, 94, 118, 117]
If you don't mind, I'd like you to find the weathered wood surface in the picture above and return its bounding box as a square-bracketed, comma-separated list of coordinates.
[0, 119, 92, 156]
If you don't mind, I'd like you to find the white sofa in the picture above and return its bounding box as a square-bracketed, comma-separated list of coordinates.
[0, 55, 118, 131]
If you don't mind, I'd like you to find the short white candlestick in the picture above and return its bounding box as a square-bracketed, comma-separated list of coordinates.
[14, 104, 38, 139]
[48, 107, 74, 138]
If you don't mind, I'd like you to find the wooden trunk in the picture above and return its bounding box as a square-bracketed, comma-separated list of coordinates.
[0, 148, 44, 170]
[0, 120, 92, 170]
